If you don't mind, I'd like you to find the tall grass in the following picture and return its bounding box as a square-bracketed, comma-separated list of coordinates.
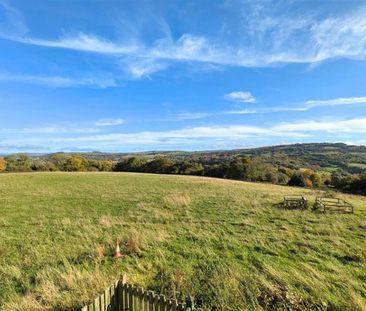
[0, 172, 365, 310]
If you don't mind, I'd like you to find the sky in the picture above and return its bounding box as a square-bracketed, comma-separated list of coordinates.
[1, 0, 366, 153]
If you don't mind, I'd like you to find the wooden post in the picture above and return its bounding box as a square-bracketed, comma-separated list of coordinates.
[94, 297, 100, 311]
[148, 291, 154, 311]
[186, 296, 194, 311]
[159, 295, 166, 311]
[88, 301, 94, 311]
[100, 291, 105, 311]
[143, 290, 149, 311]
[170, 299, 178, 311]
[129, 285, 134, 311]
[154, 293, 159, 311]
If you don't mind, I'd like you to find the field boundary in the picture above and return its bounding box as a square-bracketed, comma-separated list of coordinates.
[80, 277, 196, 311]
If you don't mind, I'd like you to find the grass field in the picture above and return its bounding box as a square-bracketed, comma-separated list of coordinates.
[0, 173, 365, 310]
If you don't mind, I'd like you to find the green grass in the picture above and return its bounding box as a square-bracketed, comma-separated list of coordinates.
[0, 172, 365, 310]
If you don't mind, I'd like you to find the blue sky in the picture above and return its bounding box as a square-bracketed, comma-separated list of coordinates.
[1, 0, 366, 153]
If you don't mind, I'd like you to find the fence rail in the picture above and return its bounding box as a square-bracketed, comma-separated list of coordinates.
[80, 279, 195, 311]
[282, 195, 308, 209]
[313, 197, 353, 213]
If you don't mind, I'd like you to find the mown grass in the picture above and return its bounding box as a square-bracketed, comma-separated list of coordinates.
[0, 172, 365, 310]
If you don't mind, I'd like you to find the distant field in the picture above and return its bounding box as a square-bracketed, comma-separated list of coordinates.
[0, 173, 365, 310]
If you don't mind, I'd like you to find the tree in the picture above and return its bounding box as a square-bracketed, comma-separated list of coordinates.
[288, 173, 306, 187]
[89, 160, 113, 171]
[31, 158, 57, 171]
[226, 157, 248, 180]
[48, 153, 68, 170]
[348, 173, 366, 195]
[177, 160, 204, 175]
[0, 157, 6, 172]
[145, 157, 175, 174]
[64, 156, 88, 171]
[114, 157, 147, 172]
[5, 154, 32, 172]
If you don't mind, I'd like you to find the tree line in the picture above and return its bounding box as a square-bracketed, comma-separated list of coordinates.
[0, 153, 365, 195]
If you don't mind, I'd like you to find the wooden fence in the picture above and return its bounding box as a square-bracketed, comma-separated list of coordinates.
[282, 195, 308, 209]
[80, 279, 196, 311]
[313, 197, 353, 213]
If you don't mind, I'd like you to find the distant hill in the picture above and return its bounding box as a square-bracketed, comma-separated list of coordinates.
[47, 143, 366, 174]
[235, 143, 366, 173]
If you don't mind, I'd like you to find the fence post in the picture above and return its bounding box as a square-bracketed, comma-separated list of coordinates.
[129, 285, 134, 311]
[186, 296, 194, 311]
[159, 295, 166, 311]
[143, 289, 148, 310]
[93, 296, 99, 311]
[148, 291, 154, 311]
[100, 291, 105, 311]
[154, 293, 159, 310]
[171, 299, 178, 311]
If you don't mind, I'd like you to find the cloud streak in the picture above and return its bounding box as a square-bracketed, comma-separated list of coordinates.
[171, 112, 213, 120]
[16, 33, 140, 55]
[95, 119, 125, 126]
[0, 73, 118, 88]
[305, 96, 366, 108]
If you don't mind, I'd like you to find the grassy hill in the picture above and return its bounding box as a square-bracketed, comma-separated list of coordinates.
[0, 173, 365, 310]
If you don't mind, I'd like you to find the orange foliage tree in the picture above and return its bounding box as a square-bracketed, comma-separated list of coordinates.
[0, 157, 7, 172]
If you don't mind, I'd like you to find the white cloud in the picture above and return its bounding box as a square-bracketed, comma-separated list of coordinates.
[0, 126, 101, 134]
[95, 119, 125, 126]
[123, 58, 168, 79]
[305, 96, 366, 108]
[0, 73, 117, 88]
[16, 32, 140, 54]
[1, 5, 366, 79]
[224, 109, 258, 114]
[224, 91, 256, 103]
[273, 118, 366, 133]
[3, 117, 366, 152]
[172, 112, 213, 120]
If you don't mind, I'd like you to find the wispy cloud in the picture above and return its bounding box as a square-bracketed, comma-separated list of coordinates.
[4, 117, 366, 153]
[224, 91, 256, 103]
[224, 109, 258, 115]
[0, 0, 27, 36]
[0, 126, 101, 134]
[171, 112, 213, 120]
[16, 32, 140, 54]
[123, 58, 168, 79]
[0, 73, 118, 88]
[95, 118, 125, 126]
[305, 96, 366, 108]
[273, 118, 366, 133]
[168, 95, 366, 119]
[2, 6, 366, 78]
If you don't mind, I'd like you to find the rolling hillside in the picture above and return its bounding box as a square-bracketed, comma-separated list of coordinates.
[0, 173, 365, 310]
[61, 143, 366, 173]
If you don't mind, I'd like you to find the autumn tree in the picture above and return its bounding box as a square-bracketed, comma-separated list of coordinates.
[64, 155, 89, 171]
[5, 154, 32, 172]
[0, 157, 7, 172]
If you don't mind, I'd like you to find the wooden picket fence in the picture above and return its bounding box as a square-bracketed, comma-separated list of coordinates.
[80, 278, 196, 311]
